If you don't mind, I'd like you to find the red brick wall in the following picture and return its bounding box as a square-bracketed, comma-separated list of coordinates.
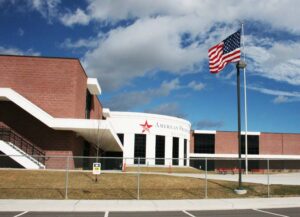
[190, 131, 194, 153]
[260, 133, 283, 155]
[45, 151, 75, 169]
[283, 134, 300, 155]
[90, 95, 103, 119]
[215, 131, 238, 154]
[0, 101, 85, 162]
[0, 55, 102, 119]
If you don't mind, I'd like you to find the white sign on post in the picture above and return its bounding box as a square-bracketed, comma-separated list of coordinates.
[93, 162, 101, 175]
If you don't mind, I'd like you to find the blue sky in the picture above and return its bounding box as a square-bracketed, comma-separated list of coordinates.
[1, 0, 300, 133]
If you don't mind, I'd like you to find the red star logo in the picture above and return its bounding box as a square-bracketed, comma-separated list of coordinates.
[140, 120, 152, 133]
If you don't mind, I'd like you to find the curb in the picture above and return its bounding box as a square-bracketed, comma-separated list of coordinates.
[1, 198, 300, 212]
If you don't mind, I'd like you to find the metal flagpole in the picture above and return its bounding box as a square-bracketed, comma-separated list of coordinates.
[241, 23, 249, 175]
[235, 26, 247, 194]
[236, 60, 247, 193]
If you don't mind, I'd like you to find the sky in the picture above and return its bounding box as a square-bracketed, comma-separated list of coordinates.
[0, 0, 300, 133]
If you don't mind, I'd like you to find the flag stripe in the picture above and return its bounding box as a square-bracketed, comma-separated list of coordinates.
[209, 49, 241, 67]
[208, 30, 241, 73]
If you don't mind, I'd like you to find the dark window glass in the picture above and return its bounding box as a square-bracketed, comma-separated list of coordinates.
[194, 134, 215, 154]
[172, 137, 179, 165]
[155, 135, 165, 165]
[134, 134, 146, 164]
[241, 135, 259, 154]
[83, 142, 90, 170]
[184, 139, 187, 166]
[117, 133, 124, 146]
[85, 90, 92, 119]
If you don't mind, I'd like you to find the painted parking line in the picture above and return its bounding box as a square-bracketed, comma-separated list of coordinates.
[0, 212, 23, 217]
[13, 212, 28, 217]
[253, 209, 289, 217]
[182, 210, 196, 217]
[109, 211, 186, 217]
[104, 211, 109, 217]
[262, 208, 300, 217]
[188, 209, 270, 217]
[21, 212, 105, 217]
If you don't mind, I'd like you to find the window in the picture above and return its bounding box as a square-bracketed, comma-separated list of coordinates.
[241, 135, 259, 154]
[155, 135, 165, 165]
[117, 133, 124, 146]
[85, 90, 92, 119]
[194, 134, 215, 154]
[184, 139, 187, 166]
[83, 142, 90, 170]
[134, 134, 146, 164]
[172, 137, 179, 165]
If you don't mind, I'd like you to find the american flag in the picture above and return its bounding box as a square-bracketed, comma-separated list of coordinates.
[208, 30, 241, 73]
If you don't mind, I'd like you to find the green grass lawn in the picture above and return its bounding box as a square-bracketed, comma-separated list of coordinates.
[0, 170, 299, 200]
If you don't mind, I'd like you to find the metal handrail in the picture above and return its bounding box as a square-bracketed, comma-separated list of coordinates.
[0, 122, 45, 165]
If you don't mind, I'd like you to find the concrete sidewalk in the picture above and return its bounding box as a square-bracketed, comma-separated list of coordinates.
[1, 197, 300, 212]
[169, 172, 300, 185]
[121, 171, 300, 185]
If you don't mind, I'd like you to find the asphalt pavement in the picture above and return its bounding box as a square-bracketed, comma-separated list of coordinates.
[1, 208, 300, 217]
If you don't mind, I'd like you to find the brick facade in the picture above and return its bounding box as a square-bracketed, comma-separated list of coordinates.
[282, 134, 300, 155]
[190, 131, 194, 153]
[192, 131, 300, 156]
[0, 55, 103, 169]
[260, 133, 283, 155]
[215, 131, 238, 154]
[0, 55, 103, 119]
[0, 101, 86, 152]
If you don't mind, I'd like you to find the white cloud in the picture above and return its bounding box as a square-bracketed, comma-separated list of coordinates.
[248, 86, 300, 97]
[248, 85, 300, 104]
[194, 120, 224, 129]
[104, 78, 180, 110]
[273, 95, 289, 104]
[0, 46, 40, 56]
[29, 0, 61, 23]
[246, 40, 300, 85]
[17, 27, 24, 36]
[66, 0, 300, 91]
[187, 81, 205, 91]
[273, 95, 300, 104]
[104, 78, 203, 110]
[145, 102, 186, 118]
[61, 0, 300, 34]
[82, 16, 208, 90]
[60, 37, 99, 49]
[104, 79, 180, 111]
[60, 8, 90, 26]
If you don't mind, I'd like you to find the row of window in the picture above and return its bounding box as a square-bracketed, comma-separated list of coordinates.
[194, 134, 259, 154]
[117, 133, 187, 165]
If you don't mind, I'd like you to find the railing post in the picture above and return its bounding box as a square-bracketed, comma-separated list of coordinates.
[65, 156, 70, 199]
[137, 157, 140, 200]
[205, 158, 208, 199]
[267, 158, 270, 198]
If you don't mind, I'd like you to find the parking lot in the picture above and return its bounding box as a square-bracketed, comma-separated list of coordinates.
[1, 208, 300, 217]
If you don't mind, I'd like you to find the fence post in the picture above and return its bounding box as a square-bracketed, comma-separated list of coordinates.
[65, 156, 70, 199]
[267, 158, 270, 198]
[205, 158, 208, 199]
[137, 157, 140, 200]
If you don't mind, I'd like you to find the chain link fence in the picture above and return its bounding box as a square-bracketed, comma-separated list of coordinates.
[0, 155, 300, 200]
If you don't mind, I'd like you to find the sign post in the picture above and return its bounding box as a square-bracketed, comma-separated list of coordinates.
[93, 162, 101, 182]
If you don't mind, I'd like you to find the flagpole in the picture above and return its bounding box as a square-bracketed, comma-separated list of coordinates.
[241, 23, 248, 175]
[235, 60, 247, 194]
[235, 27, 247, 194]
